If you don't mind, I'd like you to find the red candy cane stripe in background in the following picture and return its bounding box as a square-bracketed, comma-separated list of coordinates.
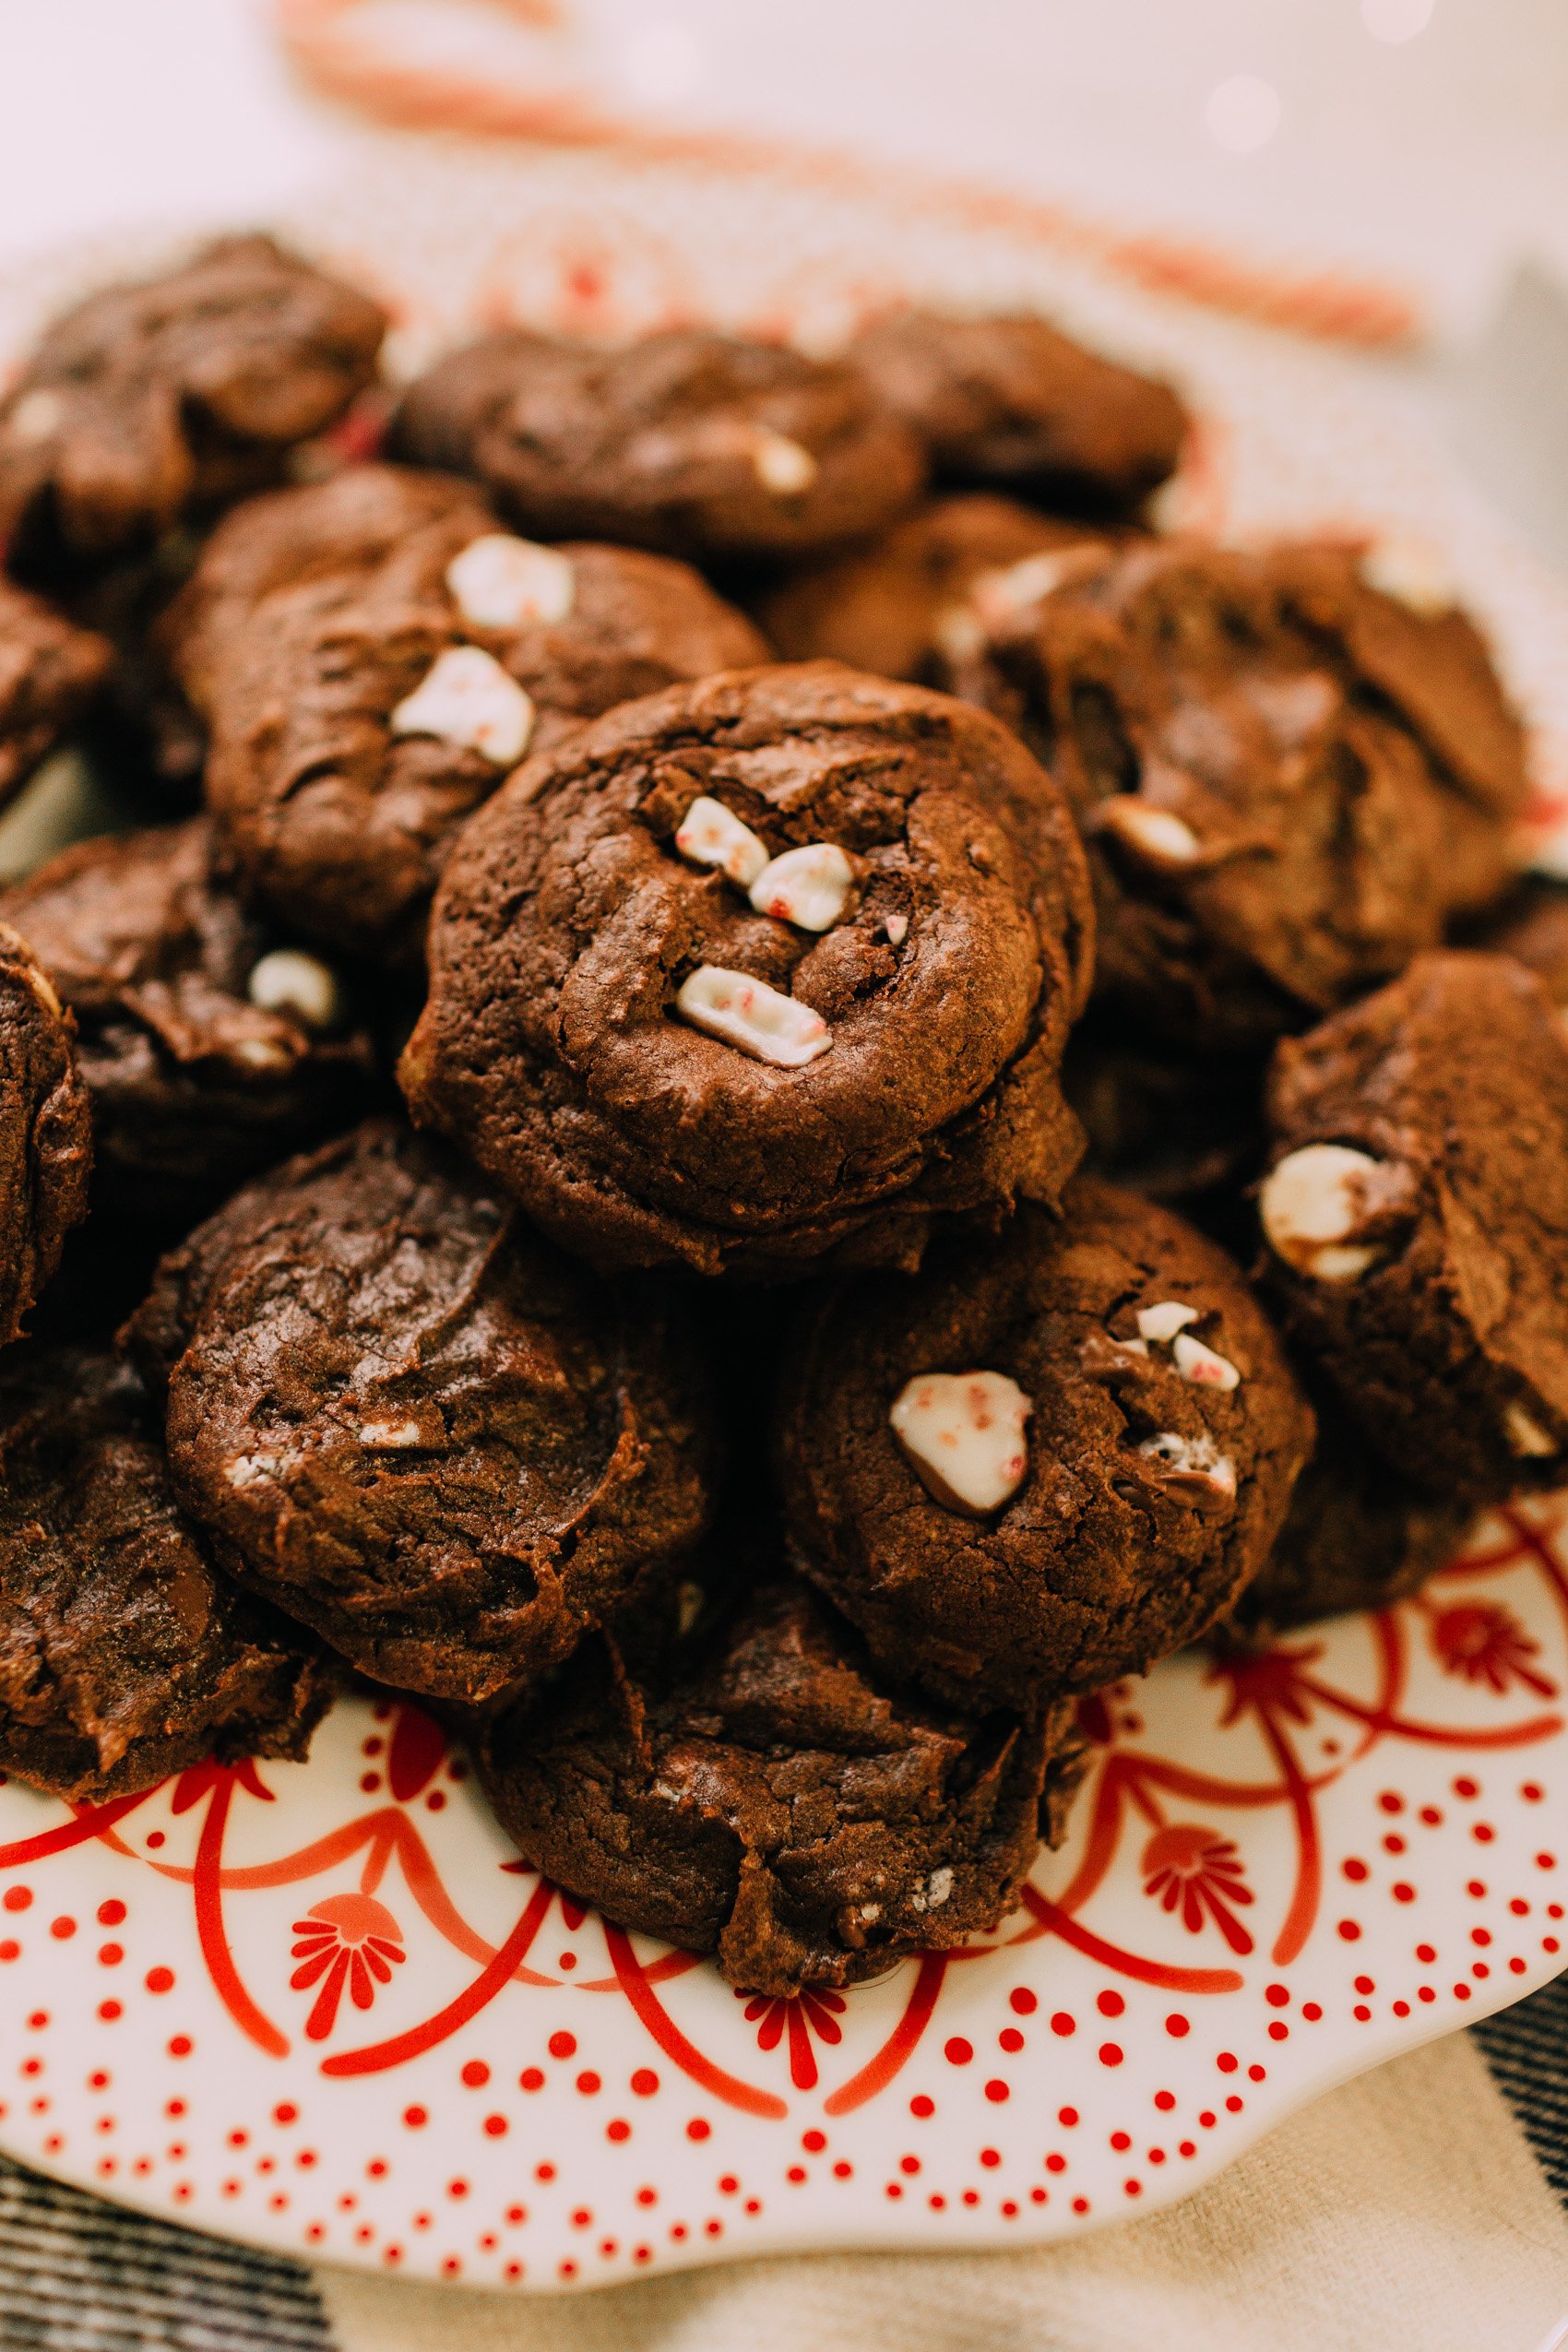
[273, 0, 1421, 348]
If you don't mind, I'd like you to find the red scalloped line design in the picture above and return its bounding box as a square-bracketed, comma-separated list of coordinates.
[604, 1924, 788, 2119]
[320, 1876, 554, 2075]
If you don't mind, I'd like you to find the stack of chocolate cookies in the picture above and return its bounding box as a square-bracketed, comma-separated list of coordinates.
[0, 243, 1559, 1998]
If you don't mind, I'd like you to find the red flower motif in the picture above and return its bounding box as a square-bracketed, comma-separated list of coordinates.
[1428, 1602, 1557, 1700]
[170, 1755, 274, 1814]
[1208, 1641, 1324, 1728]
[290, 1891, 406, 2040]
[1141, 1823, 1255, 1954]
[738, 1987, 846, 2090]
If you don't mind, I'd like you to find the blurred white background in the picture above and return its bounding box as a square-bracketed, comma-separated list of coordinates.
[2, 0, 1568, 339]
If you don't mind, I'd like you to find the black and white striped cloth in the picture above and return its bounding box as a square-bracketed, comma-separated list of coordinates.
[0, 1987, 1562, 2349]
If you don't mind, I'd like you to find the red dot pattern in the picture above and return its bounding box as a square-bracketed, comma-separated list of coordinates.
[0, 1520, 1554, 2293]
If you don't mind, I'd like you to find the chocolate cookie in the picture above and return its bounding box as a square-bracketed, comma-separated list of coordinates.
[756, 494, 1106, 683]
[196, 466, 768, 958]
[0, 235, 386, 575]
[1259, 950, 1568, 1499]
[0, 817, 377, 1219]
[391, 327, 926, 564]
[776, 1179, 1313, 1710]
[1064, 1015, 1263, 1208]
[1469, 877, 1568, 1005]
[474, 1573, 1085, 1996]
[0, 1344, 333, 1801]
[0, 578, 113, 809]
[848, 308, 1187, 512]
[126, 1122, 718, 1705]
[0, 923, 91, 1345]
[1229, 1389, 1471, 1636]
[943, 539, 1528, 1049]
[399, 662, 1093, 1278]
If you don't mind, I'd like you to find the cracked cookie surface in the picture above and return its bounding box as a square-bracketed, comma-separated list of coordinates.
[126, 1121, 718, 1706]
[0, 1343, 333, 1801]
[777, 1176, 1313, 1709]
[399, 661, 1093, 1278]
[474, 1573, 1086, 1995]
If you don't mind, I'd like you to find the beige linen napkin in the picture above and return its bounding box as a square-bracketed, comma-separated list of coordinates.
[317, 2031, 1568, 2352]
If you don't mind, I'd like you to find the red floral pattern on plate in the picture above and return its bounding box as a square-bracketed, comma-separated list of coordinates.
[0, 1504, 1560, 2288]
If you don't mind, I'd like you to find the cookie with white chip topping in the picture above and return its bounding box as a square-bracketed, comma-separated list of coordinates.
[756, 494, 1112, 684]
[1260, 950, 1568, 1499]
[471, 1568, 1087, 1996]
[0, 234, 386, 576]
[775, 1177, 1313, 1710]
[0, 817, 376, 1220]
[0, 923, 91, 1345]
[848, 308, 1187, 513]
[942, 538, 1528, 1050]
[124, 1120, 719, 1706]
[391, 326, 926, 565]
[193, 464, 767, 959]
[398, 661, 1094, 1279]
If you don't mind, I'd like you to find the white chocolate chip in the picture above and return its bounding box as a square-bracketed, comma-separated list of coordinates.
[925, 1867, 954, 1909]
[884, 913, 909, 946]
[1360, 535, 1454, 617]
[7, 387, 64, 444]
[1097, 801, 1201, 871]
[360, 1419, 424, 1449]
[752, 430, 818, 495]
[247, 947, 341, 1031]
[674, 795, 769, 887]
[749, 841, 854, 932]
[675, 965, 832, 1067]
[1136, 1301, 1200, 1345]
[1135, 1430, 1237, 1501]
[225, 1451, 279, 1489]
[889, 1370, 1032, 1518]
[932, 602, 986, 665]
[968, 547, 1099, 630]
[390, 646, 535, 766]
[1260, 1143, 1399, 1283]
[1505, 1402, 1558, 1459]
[445, 533, 576, 629]
[1172, 1332, 1241, 1391]
[232, 1036, 293, 1072]
[856, 1903, 883, 1924]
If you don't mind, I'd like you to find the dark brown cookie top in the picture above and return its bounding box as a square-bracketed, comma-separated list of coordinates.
[0, 1344, 334, 1802]
[0, 817, 376, 1218]
[474, 1574, 1085, 1997]
[391, 327, 927, 563]
[777, 1178, 1313, 1709]
[944, 538, 1529, 1049]
[1469, 878, 1568, 1005]
[126, 1121, 718, 1706]
[0, 234, 386, 573]
[848, 308, 1188, 511]
[0, 577, 113, 810]
[0, 922, 91, 1345]
[1227, 1386, 1469, 1638]
[1259, 950, 1568, 1500]
[756, 494, 1103, 683]
[197, 466, 769, 959]
[399, 662, 1093, 1279]
[1064, 1016, 1264, 1208]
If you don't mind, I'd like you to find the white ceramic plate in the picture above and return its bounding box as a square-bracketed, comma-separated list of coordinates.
[1, 135, 1565, 2289]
